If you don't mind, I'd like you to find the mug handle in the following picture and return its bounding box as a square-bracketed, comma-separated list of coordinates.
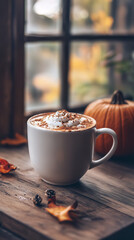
[90, 128, 118, 168]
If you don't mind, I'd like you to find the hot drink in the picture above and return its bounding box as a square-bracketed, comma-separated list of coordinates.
[30, 110, 96, 131]
[27, 110, 117, 185]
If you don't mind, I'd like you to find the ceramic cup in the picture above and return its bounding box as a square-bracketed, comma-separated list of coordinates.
[27, 114, 117, 186]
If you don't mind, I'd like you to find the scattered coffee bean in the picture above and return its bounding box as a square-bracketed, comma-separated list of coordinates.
[33, 194, 42, 206]
[45, 189, 56, 203]
[45, 189, 56, 199]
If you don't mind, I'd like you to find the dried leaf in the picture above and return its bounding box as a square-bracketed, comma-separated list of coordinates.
[45, 190, 78, 222]
[0, 158, 16, 174]
[0, 133, 27, 146]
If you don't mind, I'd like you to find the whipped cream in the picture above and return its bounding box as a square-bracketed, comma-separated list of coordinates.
[45, 110, 83, 129]
[30, 110, 94, 131]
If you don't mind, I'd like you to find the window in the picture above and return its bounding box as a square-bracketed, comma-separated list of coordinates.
[0, 0, 134, 138]
[24, 0, 134, 115]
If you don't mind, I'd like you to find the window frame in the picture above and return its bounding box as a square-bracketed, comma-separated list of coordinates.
[15, 0, 134, 122]
[0, 0, 25, 138]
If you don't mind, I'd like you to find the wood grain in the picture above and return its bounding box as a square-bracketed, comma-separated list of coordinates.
[0, 226, 23, 240]
[0, 146, 134, 240]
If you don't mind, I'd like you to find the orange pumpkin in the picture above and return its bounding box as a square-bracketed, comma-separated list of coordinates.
[84, 90, 134, 156]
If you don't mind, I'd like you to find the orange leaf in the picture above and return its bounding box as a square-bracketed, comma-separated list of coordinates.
[0, 133, 27, 146]
[46, 200, 78, 222]
[0, 158, 16, 174]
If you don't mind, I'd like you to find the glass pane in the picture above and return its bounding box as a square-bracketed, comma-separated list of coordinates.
[25, 42, 61, 113]
[25, 0, 61, 34]
[71, 0, 134, 33]
[69, 41, 134, 107]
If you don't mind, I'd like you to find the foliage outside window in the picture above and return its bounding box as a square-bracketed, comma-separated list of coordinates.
[25, 0, 134, 114]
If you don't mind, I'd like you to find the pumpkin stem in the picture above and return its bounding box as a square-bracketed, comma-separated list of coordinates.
[110, 90, 127, 105]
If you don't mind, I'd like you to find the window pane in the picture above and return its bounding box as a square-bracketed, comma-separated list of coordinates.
[25, 0, 62, 34]
[71, 0, 134, 33]
[69, 41, 134, 107]
[25, 42, 61, 113]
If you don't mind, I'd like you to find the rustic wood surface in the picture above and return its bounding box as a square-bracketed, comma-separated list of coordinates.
[0, 146, 134, 240]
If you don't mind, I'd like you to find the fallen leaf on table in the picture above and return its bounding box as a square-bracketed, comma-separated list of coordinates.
[0, 133, 27, 146]
[0, 158, 17, 174]
[45, 189, 78, 222]
[46, 200, 78, 222]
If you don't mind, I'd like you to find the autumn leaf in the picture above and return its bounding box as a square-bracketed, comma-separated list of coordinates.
[0, 158, 16, 174]
[45, 189, 78, 222]
[0, 133, 27, 146]
[91, 10, 113, 33]
[46, 200, 78, 222]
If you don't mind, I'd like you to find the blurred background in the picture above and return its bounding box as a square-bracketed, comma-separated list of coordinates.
[25, 0, 134, 113]
[1, 0, 134, 138]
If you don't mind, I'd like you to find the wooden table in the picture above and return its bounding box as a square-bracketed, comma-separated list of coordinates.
[0, 146, 134, 240]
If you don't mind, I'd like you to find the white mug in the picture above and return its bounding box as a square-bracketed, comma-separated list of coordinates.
[27, 114, 117, 186]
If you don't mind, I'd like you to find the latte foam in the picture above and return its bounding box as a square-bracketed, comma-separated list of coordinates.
[30, 110, 95, 131]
